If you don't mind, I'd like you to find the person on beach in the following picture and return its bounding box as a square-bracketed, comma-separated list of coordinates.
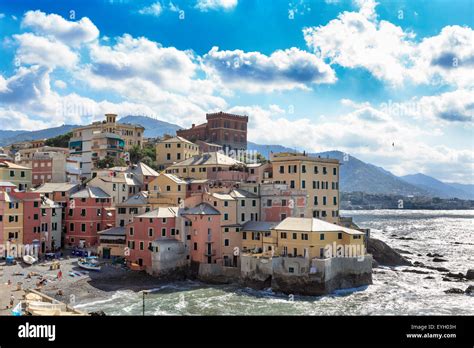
[9, 294, 14, 308]
[57, 270, 62, 280]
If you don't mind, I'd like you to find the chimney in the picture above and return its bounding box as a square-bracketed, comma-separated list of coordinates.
[192, 124, 195, 128]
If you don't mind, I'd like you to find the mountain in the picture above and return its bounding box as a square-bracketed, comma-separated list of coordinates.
[401, 173, 474, 199]
[0, 125, 79, 147]
[118, 115, 182, 138]
[448, 183, 474, 198]
[0, 115, 182, 146]
[315, 151, 430, 196]
[247, 143, 431, 196]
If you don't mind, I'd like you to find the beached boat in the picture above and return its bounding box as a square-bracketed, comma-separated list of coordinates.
[23, 254, 37, 265]
[78, 257, 101, 271]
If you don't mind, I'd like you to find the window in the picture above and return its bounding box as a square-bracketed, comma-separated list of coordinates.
[241, 200, 245, 207]
[9, 170, 14, 177]
[193, 242, 197, 250]
[279, 166, 284, 174]
[333, 197, 337, 205]
[301, 180, 306, 189]
[281, 232, 287, 239]
[224, 227, 229, 232]
[161, 228, 166, 237]
[140, 242, 144, 250]
[320, 233, 325, 240]
[280, 213, 287, 220]
[224, 213, 229, 221]
[323, 167, 327, 175]
[338, 232, 342, 240]
[252, 200, 256, 207]
[292, 233, 297, 240]
[224, 239, 229, 246]
[314, 196, 318, 205]
[323, 196, 327, 205]
[242, 232, 247, 240]
[302, 165, 306, 173]
[289, 267, 294, 273]
[34, 214, 39, 220]
[224, 201, 228, 207]
[302, 233, 309, 240]
[70, 223, 74, 231]
[290, 180, 295, 189]
[81, 224, 86, 232]
[148, 228, 154, 237]
[129, 227, 134, 236]
[33, 202, 39, 208]
[333, 167, 337, 175]
[81, 209, 86, 216]
[267, 199, 272, 207]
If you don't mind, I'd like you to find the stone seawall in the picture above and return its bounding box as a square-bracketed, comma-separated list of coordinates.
[240, 255, 373, 296]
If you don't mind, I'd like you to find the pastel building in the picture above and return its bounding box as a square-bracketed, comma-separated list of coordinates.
[116, 191, 151, 227]
[0, 161, 32, 191]
[155, 136, 200, 170]
[181, 203, 221, 264]
[0, 182, 23, 247]
[88, 172, 141, 205]
[270, 152, 340, 223]
[65, 187, 115, 248]
[125, 207, 179, 272]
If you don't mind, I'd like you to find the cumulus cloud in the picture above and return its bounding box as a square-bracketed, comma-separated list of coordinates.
[86, 34, 198, 92]
[138, 2, 163, 17]
[22, 10, 99, 46]
[196, 0, 238, 11]
[0, 108, 49, 130]
[14, 33, 78, 68]
[303, 0, 474, 87]
[202, 46, 336, 92]
[229, 102, 473, 182]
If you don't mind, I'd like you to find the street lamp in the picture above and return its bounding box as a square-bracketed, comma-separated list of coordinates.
[142, 290, 151, 316]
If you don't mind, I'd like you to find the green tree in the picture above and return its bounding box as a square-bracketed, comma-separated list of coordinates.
[96, 156, 126, 169]
[45, 132, 72, 148]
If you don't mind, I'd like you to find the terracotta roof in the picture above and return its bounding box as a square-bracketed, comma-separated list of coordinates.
[0, 161, 30, 170]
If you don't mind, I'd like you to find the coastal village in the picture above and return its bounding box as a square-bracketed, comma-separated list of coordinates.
[0, 112, 375, 314]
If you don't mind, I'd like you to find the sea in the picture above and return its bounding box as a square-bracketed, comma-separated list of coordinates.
[76, 210, 474, 315]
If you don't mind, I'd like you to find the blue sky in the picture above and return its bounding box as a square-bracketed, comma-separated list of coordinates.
[0, 0, 473, 183]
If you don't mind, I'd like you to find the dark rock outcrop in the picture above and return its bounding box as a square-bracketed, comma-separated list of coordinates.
[466, 269, 474, 280]
[465, 285, 473, 295]
[444, 288, 464, 294]
[367, 238, 411, 267]
[432, 257, 448, 262]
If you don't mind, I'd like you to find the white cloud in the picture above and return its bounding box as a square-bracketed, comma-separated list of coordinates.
[14, 33, 78, 68]
[195, 0, 238, 12]
[229, 99, 473, 183]
[202, 46, 336, 92]
[303, 0, 474, 87]
[138, 2, 163, 17]
[54, 80, 67, 89]
[22, 10, 99, 46]
[0, 108, 49, 130]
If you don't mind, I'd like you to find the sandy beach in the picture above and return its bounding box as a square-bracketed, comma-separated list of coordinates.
[0, 253, 173, 315]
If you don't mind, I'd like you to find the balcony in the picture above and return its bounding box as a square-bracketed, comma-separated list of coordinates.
[204, 250, 216, 256]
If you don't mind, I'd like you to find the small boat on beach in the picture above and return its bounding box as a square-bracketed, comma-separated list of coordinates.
[78, 256, 101, 271]
[23, 254, 37, 265]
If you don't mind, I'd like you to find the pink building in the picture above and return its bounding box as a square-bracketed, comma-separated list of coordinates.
[260, 183, 307, 222]
[125, 207, 179, 271]
[65, 187, 115, 248]
[18, 191, 42, 249]
[182, 203, 221, 264]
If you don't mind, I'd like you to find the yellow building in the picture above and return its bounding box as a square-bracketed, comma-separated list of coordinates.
[98, 226, 126, 259]
[240, 221, 278, 253]
[0, 192, 24, 244]
[0, 161, 32, 191]
[270, 152, 340, 223]
[148, 173, 187, 206]
[155, 136, 200, 170]
[270, 217, 365, 259]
